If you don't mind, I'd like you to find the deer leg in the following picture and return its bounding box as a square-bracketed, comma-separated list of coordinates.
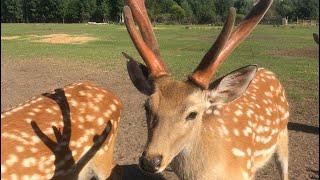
[275, 128, 289, 180]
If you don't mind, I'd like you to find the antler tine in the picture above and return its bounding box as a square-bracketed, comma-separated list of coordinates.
[127, 0, 161, 58]
[123, 5, 167, 78]
[189, 7, 236, 88]
[190, 0, 273, 89]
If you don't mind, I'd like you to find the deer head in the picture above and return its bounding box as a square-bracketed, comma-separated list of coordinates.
[123, 0, 273, 174]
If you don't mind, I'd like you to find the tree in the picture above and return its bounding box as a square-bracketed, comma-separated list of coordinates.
[181, 0, 194, 23]
[234, 0, 252, 15]
[92, 0, 109, 22]
[59, 0, 70, 23]
[2, 0, 23, 22]
[79, 0, 92, 22]
[22, 0, 39, 22]
[188, 0, 217, 24]
[214, 0, 234, 23]
[109, 0, 124, 22]
[170, 4, 185, 23]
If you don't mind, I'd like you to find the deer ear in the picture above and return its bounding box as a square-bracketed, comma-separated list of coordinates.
[123, 52, 154, 95]
[207, 65, 258, 105]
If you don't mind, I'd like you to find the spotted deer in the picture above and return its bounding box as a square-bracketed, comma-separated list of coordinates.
[122, 0, 289, 179]
[1, 82, 122, 180]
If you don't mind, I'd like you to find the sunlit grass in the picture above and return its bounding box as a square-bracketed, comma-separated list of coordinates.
[1, 23, 319, 102]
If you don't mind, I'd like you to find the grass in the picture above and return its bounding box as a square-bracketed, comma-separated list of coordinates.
[1, 23, 319, 102]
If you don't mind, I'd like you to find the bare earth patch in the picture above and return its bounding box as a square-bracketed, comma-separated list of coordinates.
[1, 36, 20, 40]
[30, 34, 98, 44]
[251, 35, 276, 41]
[268, 47, 319, 59]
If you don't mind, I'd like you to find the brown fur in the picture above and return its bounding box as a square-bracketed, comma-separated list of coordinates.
[142, 68, 289, 180]
[1, 82, 122, 180]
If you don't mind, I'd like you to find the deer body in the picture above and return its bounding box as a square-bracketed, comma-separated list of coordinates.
[122, 0, 289, 179]
[169, 68, 289, 180]
[1, 82, 122, 180]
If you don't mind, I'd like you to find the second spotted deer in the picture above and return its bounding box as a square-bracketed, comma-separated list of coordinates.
[122, 0, 289, 179]
[1, 82, 122, 180]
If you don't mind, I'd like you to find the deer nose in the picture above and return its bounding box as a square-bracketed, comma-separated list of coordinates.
[139, 152, 163, 173]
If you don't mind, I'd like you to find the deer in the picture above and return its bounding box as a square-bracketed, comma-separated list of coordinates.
[122, 0, 289, 179]
[1, 82, 122, 180]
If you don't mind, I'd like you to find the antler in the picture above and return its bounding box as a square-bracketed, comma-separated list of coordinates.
[189, 0, 273, 89]
[123, 0, 167, 78]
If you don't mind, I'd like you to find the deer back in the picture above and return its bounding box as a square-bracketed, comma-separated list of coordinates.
[1, 82, 122, 179]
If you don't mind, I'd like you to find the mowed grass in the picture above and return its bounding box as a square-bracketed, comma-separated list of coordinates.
[1, 23, 319, 102]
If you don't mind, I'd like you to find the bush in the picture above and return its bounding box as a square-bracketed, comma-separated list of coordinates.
[236, 13, 245, 24]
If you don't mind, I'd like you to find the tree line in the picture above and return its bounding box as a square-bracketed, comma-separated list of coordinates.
[1, 0, 319, 24]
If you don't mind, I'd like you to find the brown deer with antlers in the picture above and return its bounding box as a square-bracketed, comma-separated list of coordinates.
[122, 0, 289, 179]
[1, 82, 122, 179]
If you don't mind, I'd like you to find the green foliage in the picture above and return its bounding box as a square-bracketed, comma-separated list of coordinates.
[170, 4, 185, 23]
[1, 0, 319, 24]
[180, 0, 194, 23]
[1, 0, 23, 22]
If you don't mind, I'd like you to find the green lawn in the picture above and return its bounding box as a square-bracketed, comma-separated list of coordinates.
[1, 23, 319, 102]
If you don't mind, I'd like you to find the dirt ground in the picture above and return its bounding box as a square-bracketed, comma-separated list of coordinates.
[1, 57, 319, 179]
[1, 34, 97, 44]
[268, 47, 319, 59]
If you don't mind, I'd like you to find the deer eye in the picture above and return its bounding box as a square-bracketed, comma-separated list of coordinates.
[186, 111, 198, 121]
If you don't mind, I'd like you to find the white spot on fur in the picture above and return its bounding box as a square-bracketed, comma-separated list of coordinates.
[247, 160, 252, 169]
[282, 112, 289, 120]
[235, 110, 243, 116]
[113, 99, 120, 105]
[233, 129, 240, 136]
[79, 90, 86, 96]
[22, 157, 36, 167]
[10, 174, 18, 180]
[32, 108, 41, 113]
[217, 118, 224, 124]
[85, 115, 96, 122]
[30, 147, 38, 153]
[27, 112, 36, 116]
[6, 154, 18, 166]
[221, 125, 229, 136]
[232, 148, 246, 157]
[24, 118, 32, 123]
[16, 146, 25, 153]
[262, 136, 272, 144]
[242, 171, 249, 179]
[110, 104, 117, 112]
[206, 109, 212, 114]
[69, 99, 78, 107]
[103, 110, 112, 118]
[1, 164, 7, 174]
[31, 136, 40, 144]
[246, 109, 254, 118]
[243, 127, 252, 137]
[213, 110, 220, 116]
[232, 117, 238, 123]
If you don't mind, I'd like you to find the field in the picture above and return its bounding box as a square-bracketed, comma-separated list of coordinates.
[1, 23, 319, 179]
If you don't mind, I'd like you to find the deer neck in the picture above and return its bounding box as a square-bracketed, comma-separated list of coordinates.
[171, 124, 223, 180]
